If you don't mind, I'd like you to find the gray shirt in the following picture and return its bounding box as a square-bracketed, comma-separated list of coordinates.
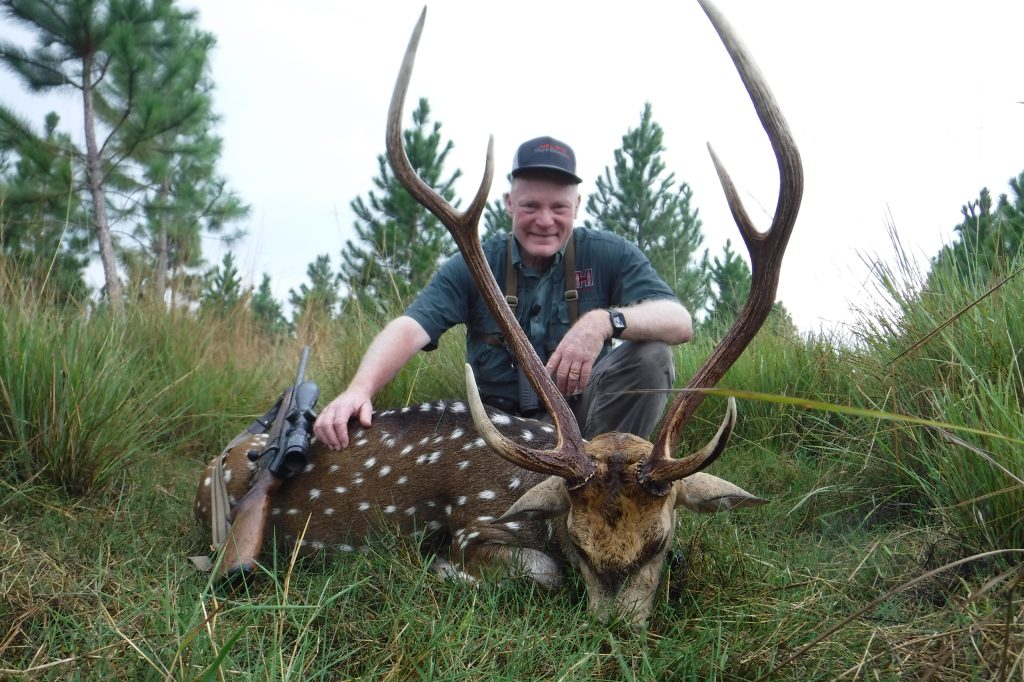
[405, 227, 677, 405]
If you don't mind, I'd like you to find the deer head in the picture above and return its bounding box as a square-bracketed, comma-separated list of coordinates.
[385, 0, 803, 623]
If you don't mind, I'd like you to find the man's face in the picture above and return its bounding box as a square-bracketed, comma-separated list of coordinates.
[505, 176, 581, 269]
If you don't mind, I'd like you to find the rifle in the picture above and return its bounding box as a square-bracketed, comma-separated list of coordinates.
[216, 346, 319, 580]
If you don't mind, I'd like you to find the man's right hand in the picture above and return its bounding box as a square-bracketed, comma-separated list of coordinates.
[314, 391, 374, 451]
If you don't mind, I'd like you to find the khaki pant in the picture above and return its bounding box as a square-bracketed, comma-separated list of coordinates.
[567, 341, 675, 440]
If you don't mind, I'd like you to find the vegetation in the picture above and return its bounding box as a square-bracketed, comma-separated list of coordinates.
[2, 201, 1022, 676]
[585, 103, 708, 313]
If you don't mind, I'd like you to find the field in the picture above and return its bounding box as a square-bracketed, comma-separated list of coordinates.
[1, 248, 1022, 680]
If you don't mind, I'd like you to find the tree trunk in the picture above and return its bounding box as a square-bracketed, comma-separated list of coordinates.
[81, 53, 124, 314]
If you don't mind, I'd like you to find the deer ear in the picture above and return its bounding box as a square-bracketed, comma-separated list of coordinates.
[497, 476, 571, 523]
[674, 472, 767, 514]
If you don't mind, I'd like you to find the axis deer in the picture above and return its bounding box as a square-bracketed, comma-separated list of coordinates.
[195, 0, 802, 626]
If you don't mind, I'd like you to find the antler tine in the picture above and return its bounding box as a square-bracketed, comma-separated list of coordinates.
[639, 0, 804, 493]
[387, 8, 595, 487]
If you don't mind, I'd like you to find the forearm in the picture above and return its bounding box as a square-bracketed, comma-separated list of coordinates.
[579, 299, 692, 345]
[347, 315, 431, 397]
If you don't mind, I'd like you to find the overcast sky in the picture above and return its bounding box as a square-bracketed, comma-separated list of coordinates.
[2, 1, 1022, 333]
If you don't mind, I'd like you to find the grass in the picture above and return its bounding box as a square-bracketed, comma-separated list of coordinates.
[1, 243, 1022, 679]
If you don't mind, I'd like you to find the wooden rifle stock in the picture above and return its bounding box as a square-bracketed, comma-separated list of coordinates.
[217, 346, 311, 579]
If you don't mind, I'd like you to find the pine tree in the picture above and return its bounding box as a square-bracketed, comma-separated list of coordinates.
[290, 254, 341, 325]
[118, 12, 248, 306]
[705, 239, 797, 336]
[0, 110, 90, 302]
[584, 102, 707, 313]
[481, 197, 511, 244]
[705, 239, 749, 331]
[0, 0, 226, 313]
[931, 172, 1024, 288]
[250, 273, 289, 337]
[340, 98, 461, 306]
[199, 251, 244, 316]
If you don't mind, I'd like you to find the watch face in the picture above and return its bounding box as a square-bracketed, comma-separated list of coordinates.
[610, 310, 626, 337]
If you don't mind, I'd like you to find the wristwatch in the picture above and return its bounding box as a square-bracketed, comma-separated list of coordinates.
[608, 308, 627, 339]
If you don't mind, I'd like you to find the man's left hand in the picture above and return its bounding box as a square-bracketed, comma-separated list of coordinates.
[545, 310, 611, 396]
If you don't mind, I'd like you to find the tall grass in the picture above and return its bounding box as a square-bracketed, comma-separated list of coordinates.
[847, 233, 1024, 553]
[1, 241, 1022, 679]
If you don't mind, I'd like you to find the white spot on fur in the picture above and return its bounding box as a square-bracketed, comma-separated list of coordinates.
[428, 452, 441, 464]
[247, 460, 256, 471]
[338, 544, 354, 553]
[509, 477, 521, 489]
[287, 508, 299, 515]
[309, 488, 321, 500]
[378, 466, 392, 477]
[405, 506, 416, 516]
[311, 541, 324, 550]
[418, 437, 429, 446]
[420, 402, 432, 412]
[271, 508, 281, 516]
[353, 476, 364, 485]
[458, 460, 471, 470]
[384, 505, 397, 514]
[400, 445, 413, 456]
[363, 457, 376, 469]
[355, 439, 368, 447]
[427, 520, 442, 530]
[504, 521, 521, 530]
[478, 490, 496, 500]
[328, 464, 340, 473]
[357, 502, 370, 512]
[324, 508, 334, 516]
[223, 469, 233, 482]
[466, 531, 480, 541]
[435, 400, 447, 410]
[477, 516, 495, 522]
[416, 455, 427, 465]
[432, 436, 444, 445]
[335, 486, 348, 494]
[521, 430, 534, 441]
[303, 463, 315, 473]
[401, 406, 410, 413]
[397, 475, 408, 485]
[456, 496, 467, 506]
[384, 437, 397, 448]
[540, 425, 554, 434]
[450, 402, 466, 413]
[490, 413, 511, 426]
[203, 477, 211, 488]
[450, 428, 465, 439]
[445, 505, 453, 516]
[379, 409, 394, 416]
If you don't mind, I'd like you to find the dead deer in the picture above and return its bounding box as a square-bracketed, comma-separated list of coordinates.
[195, 0, 803, 626]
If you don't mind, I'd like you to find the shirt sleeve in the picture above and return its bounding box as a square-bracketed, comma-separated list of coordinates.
[403, 252, 472, 351]
[608, 237, 678, 306]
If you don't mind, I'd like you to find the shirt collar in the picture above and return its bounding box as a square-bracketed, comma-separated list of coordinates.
[510, 232, 571, 271]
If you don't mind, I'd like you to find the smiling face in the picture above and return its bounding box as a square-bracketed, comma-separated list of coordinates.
[505, 173, 581, 270]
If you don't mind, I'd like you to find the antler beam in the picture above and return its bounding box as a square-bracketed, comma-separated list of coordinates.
[386, 8, 596, 487]
[639, 0, 804, 492]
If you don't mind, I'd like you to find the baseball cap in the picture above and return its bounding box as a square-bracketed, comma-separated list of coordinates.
[510, 136, 582, 184]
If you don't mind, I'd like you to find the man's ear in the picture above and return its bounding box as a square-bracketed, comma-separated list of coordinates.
[504, 191, 513, 215]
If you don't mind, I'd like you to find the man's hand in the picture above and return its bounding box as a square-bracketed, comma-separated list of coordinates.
[545, 310, 611, 395]
[314, 390, 374, 451]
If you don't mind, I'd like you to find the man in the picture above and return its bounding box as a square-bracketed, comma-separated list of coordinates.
[314, 136, 692, 451]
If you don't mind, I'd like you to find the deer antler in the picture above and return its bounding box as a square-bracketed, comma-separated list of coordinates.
[638, 0, 804, 494]
[386, 8, 596, 487]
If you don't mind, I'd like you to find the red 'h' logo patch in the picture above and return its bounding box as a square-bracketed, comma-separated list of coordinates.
[575, 269, 593, 289]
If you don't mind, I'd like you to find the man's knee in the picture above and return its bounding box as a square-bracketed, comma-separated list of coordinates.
[615, 341, 674, 388]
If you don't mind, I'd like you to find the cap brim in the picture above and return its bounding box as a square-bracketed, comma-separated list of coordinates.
[511, 165, 582, 184]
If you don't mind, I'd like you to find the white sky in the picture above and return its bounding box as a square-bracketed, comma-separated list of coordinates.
[2, 1, 1022, 334]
